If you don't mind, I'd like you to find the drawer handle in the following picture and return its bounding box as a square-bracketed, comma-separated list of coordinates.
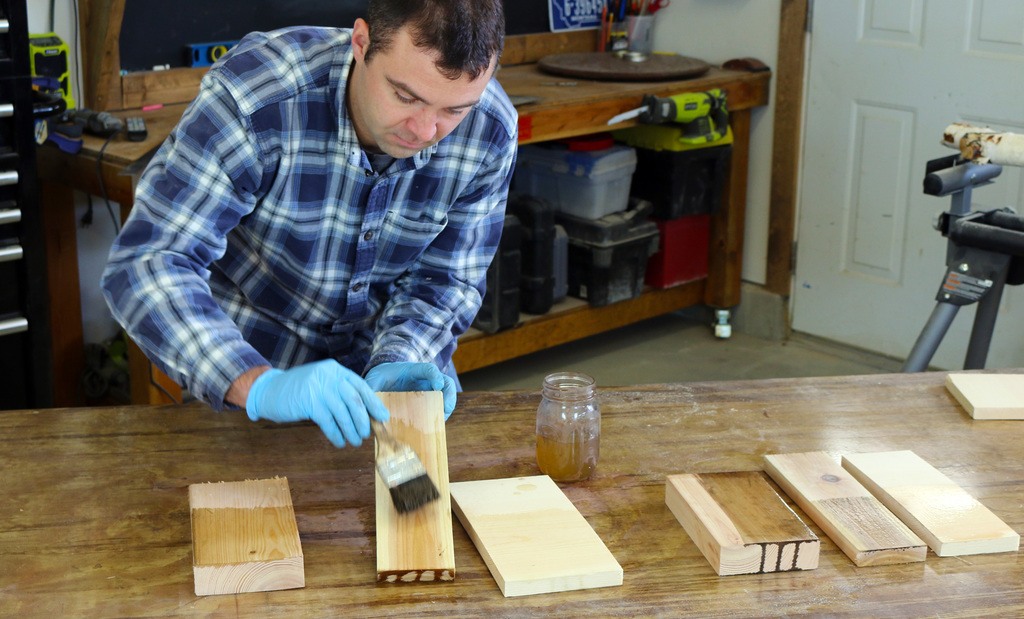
[0, 245, 23, 263]
[0, 209, 20, 225]
[0, 317, 29, 337]
[0, 20, 8, 34]
[0, 104, 13, 118]
[0, 171, 17, 186]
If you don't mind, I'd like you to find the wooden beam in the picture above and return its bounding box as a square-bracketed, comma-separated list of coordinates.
[450, 475, 622, 597]
[841, 451, 1020, 556]
[765, 0, 809, 298]
[764, 451, 927, 566]
[665, 471, 819, 576]
[375, 391, 455, 583]
[79, 0, 126, 111]
[188, 477, 304, 596]
[501, 30, 598, 66]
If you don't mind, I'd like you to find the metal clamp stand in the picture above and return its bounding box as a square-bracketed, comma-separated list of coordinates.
[902, 154, 1024, 372]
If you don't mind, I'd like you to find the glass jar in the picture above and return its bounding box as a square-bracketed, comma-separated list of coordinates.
[535, 371, 600, 482]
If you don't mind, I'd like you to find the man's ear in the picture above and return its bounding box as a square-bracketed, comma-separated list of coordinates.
[352, 18, 370, 63]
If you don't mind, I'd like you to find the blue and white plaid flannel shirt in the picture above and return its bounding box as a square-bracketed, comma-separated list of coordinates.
[102, 27, 518, 408]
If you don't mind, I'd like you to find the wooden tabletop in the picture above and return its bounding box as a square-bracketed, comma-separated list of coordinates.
[1, 371, 1022, 616]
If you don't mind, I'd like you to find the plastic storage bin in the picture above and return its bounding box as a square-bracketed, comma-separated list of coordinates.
[473, 214, 521, 333]
[645, 214, 711, 288]
[563, 209, 660, 307]
[507, 193, 556, 315]
[513, 141, 638, 220]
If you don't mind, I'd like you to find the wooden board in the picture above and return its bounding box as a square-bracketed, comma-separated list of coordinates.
[538, 52, 711, 81]
[665, 471, 819, 576]
[763, 452, 927, 566]
[449, 475, 623, 597]
[841, 450, 1020, 556]
[188, 477, 304, 596]
[375, 391, 455, 583]
[946, 373, 1024, 419]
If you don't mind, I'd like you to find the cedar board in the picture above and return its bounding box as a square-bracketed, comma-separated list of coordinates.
[449, 475, 623, 597]
[764, 451, 927, 566]
[665, 471, 819, 576]
[945, 373, 1024, 419]
[841, 450, 1020, 556]
[375, 391, 455, 583]
[188, 477, 304, 596]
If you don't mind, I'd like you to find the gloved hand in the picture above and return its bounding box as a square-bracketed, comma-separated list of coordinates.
[364, 362, 457, 420]
[245, 360, 390, 448]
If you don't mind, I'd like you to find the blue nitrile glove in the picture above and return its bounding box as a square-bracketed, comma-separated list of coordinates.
[364, 362, 457, 420]
[245, 360, 390, 448]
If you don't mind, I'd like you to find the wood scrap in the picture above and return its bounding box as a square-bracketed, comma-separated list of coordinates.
[842, 450, 1020, 556]
[449, 475, 623, 597]
[188, 477, 304, 596]
[764, 451, 927, 566]
[374, 391, 455, 583]
[665, 471, 819, 576]
[945, 373, 1024, 419]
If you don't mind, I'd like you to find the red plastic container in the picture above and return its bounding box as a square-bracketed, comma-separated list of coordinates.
[645, 215, 711, 288]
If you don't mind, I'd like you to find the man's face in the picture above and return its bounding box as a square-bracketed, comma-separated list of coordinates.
[348, 19, 496, 158]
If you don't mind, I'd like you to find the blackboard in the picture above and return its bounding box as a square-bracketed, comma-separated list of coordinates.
[119, 0, 551, 72]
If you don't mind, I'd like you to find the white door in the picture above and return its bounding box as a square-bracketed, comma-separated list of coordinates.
[793, 0, 1024, 369]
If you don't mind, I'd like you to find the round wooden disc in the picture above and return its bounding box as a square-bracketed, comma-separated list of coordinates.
[537, 52, 711, 82]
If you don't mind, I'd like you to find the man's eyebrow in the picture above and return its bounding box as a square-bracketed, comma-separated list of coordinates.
[386, 77, 479, 110]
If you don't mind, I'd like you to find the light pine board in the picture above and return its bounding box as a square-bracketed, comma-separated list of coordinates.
[188, 477, 304, 596]
[945, 373, 1024, 419]
[449, 475, 623, 597]
[841, 450, 1020, 556]
[375, 391, 455, 583]
[665, 471, 819, 576]
[763, 452, 927, 566]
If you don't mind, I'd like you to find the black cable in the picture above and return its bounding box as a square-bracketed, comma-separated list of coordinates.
[49, 0, 57, 31]
[95, 133, 121, 233]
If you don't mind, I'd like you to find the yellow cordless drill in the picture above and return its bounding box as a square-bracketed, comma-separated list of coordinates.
[607, 89, 729, 144]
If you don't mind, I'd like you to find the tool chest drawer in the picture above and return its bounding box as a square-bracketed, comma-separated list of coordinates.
[0, 0, 53, 410]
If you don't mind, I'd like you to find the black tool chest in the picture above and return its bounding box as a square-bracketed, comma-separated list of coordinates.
[0, 0, 53, 409]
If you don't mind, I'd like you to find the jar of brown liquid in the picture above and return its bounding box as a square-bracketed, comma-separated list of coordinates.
[535, 372, 600, 482]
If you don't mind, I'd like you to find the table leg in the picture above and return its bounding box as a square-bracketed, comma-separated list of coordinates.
[705, 108, 751, 309]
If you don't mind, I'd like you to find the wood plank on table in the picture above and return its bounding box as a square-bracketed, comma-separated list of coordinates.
[841, 450, 1020, 556]
[375, 391, 455, 583]
[665, 471, 819, 576]
[945, 373, 1024, 420]
[188, 477, 304, 596]
[764, 451, 927, 566]
[449, 475, 623, 597]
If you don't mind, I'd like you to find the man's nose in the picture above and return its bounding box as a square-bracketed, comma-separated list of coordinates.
[407, 109, 438, 143]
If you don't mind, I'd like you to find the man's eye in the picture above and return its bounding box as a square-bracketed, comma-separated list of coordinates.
[395, 92, 416, 104]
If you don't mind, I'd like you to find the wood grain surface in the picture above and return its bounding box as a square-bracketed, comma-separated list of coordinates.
[841, 450, 1020, 557]
[2, 371, 1024, 616]
[374, 392, 454, 583]
[450, 475, 622, 597]
[188, 477, 304, 596]
[945, 373, 1024, 419]
[763, 452, 926, 566]
[665, 472, 819, 575]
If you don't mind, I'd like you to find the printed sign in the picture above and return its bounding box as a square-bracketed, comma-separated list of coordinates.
[549, 0, 602, 32]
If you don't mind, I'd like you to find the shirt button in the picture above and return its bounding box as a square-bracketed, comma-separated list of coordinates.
[363, 231, 374, 241]
[365, 169, 373, 177]
[352, 283, 364, 292]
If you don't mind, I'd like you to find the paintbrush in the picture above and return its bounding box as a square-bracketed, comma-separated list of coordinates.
[371, 419, 440, 514]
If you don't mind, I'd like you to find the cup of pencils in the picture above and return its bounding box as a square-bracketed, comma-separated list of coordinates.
[601, 0, 665, 54]
[626, 13, 655, 54]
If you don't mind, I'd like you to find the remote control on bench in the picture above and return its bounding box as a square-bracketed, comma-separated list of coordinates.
[125, 116, 148, 142]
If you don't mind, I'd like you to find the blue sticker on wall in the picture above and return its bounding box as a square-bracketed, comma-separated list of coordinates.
[549, 0, 602, 32]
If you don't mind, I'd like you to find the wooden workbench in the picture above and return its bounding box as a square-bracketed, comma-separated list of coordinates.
[1, 371, 1021, 616]
[35, 54, 769, 406]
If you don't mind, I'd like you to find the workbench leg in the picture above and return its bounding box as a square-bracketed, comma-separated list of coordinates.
[705, 109, 751, 309]
[39, 181, 86, 407]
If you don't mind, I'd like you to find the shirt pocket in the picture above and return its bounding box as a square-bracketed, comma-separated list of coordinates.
[375, 209, 447, 275]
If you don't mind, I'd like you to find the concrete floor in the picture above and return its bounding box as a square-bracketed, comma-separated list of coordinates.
[458, 311, 905, 392]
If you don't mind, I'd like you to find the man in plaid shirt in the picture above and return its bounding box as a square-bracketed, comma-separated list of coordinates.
[102, 0, 516, 448]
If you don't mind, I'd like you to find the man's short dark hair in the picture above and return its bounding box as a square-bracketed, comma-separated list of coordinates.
[364, 0, 505, 80]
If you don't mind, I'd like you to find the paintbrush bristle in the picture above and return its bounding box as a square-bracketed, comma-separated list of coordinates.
[389, 474, 441, 514]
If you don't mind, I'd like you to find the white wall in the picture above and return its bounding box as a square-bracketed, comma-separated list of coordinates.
[651, 0, 781, 285]
[30, 1, 782, 347]
[29, 1, 122, 344]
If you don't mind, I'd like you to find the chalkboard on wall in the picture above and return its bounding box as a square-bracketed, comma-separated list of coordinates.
[120, 0, 551, 72]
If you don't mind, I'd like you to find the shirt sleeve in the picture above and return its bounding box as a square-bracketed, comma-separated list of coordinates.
[101, 73, 271, 409]
[368, 117, 518, 373]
